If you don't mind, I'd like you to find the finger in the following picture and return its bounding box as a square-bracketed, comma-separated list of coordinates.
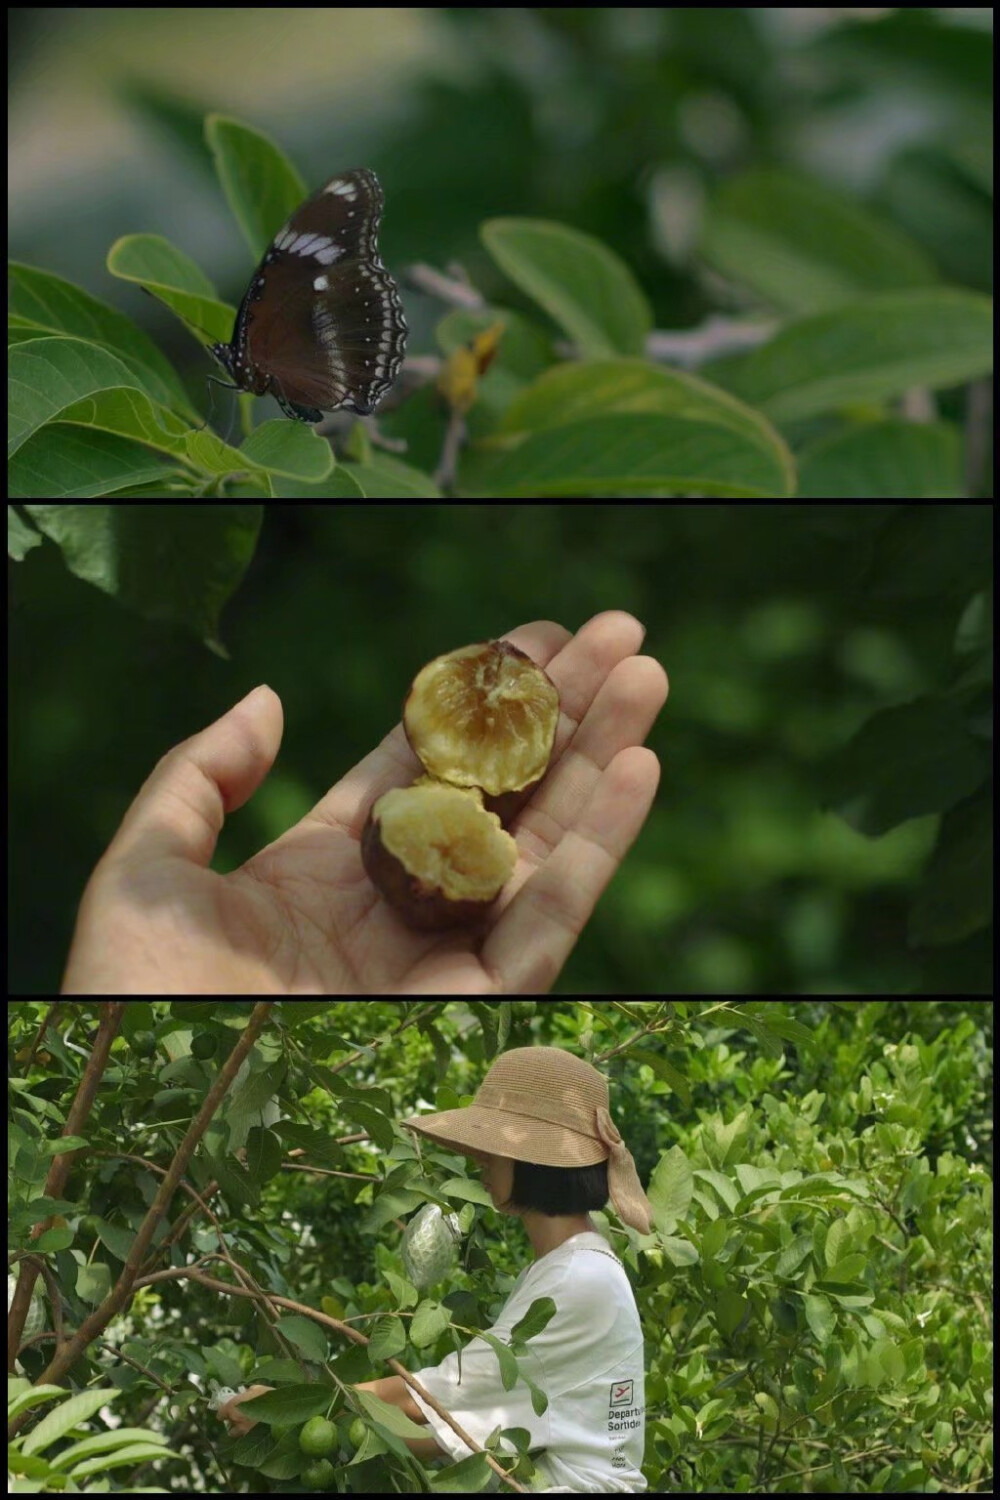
[499, 618, 574, 665]
[569, 653, 668, 766]
[542, 611, 648, 729]
[484, 745, 661, 992]
[107, 685, 284, 869]
[217, 1399, 251, 1433]
[516, 654, 668, 860]
[500, 611, 648, 832]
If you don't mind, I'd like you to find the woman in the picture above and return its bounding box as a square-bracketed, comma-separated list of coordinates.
[221, 1046, 653, 1493]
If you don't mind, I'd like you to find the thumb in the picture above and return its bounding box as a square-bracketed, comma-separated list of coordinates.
[106, 685, 283, 870]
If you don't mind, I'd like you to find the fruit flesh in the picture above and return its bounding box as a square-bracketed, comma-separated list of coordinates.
[373, 783, 515, 902]
[404, 640, 559, 797]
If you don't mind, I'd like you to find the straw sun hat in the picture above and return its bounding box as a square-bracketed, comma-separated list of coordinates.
[403, 1046, 654, 1235]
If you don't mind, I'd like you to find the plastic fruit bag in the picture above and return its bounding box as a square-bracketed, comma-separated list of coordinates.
[8, 1273, 45, 1339]
[401, 1204, 462, 1289]
[207, 1379, 245, 1412]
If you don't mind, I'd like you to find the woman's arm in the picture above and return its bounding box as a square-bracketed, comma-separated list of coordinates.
[354, 1376, 446, 1462]
[218, 1376, 446, 1463]
[215, 1384, 274, 1436]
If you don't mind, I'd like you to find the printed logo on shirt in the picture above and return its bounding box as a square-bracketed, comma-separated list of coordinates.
[607, 1376, 644, 1465]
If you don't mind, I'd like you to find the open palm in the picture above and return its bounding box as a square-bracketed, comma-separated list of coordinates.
[62, 611, 667, 994]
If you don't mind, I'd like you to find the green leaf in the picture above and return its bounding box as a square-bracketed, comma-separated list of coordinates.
[354, 1387, 429, 1440]
[48, 1428, 169, 1470]
[273, 1313, 330, 1362]
[864, 503, 993, 602]
[106, 231, 232, 349]
[8, 505, 44, 559]
[522, 1371, 549, 1418]
[205, 1149, 257, 1209]
[647, 1147, 694, 1235]
[368, 1315, 408, 1362]
[477, 1331, 520, 1391]
[739, 1008, 817, 1053]
[438, 1177, 493, 1207]
[359, 1189, 427, 1236]
[499, 357, 791, 466]
[822, 697, 990, 835]
[715, 1286, 749, 1338]
[8, 338, 204, 472]
[227, 1382, 330, 1426]
[508, 1297, 556, 1344]
[713, 289, 993, 423]
[71, 1441, 178, 1477]
[21, 1388, 121, 1456]
[274, 1123, 346, 1169]
[76, 1263, 112, 1306]
[206, 115, 309, 262]
[909, 785, 992, 944]
[92, 1217, 135, 1263]
[246, 1125, 283, 1184]
[629, 1049, 692, 1105]
[382, 1269, 418, 1311]
[19, 504, 262, 646]
[410, 1300, 452, 1349]
[702, 168, 937, 315]
[223, 1055, 285, 1150]
[461, 412, 792, 498]
[427, 1452, 494, 1490]
[481, 218, 652, 358]
[798, 419, 964, 500]
[6, 1384, 68, 1424]
[9, 260, 196, 418]
[236, 422, 336, 485]
[337, 453, 443, 499]
[340, 1099, 396, 1150]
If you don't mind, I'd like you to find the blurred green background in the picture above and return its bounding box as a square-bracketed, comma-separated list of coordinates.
[7, 502, 992, 994]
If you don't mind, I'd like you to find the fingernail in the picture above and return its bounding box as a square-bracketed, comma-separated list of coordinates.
[236, 684, 271, 707]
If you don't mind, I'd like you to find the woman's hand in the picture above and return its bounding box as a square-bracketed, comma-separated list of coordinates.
[60, 612, 667, 995]
[216, 1383, 274, 1437]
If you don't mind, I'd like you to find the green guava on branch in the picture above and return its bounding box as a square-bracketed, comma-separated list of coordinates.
[302, 1458, 337, 1490]
[299, 1416, 337, 1459]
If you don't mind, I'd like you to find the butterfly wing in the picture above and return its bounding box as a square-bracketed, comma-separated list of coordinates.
[241, 168, 407, 419]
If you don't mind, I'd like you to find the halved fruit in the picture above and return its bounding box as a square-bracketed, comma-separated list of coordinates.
[403, 640, 560, 799]
[361, 779, 517, 930]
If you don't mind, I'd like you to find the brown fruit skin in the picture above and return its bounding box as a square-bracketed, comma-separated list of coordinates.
[482, 785, 538, 828]
[402, 640, 559, 811]
[361, 806, 498, 932]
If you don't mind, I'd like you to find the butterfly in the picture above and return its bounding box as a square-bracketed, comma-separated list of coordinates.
[210, 168, 407, 423]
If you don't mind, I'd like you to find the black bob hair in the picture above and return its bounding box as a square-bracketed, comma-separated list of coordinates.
[501, 1158, 609, 1217]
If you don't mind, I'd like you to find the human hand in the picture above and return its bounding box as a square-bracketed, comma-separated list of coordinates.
[215, 1383, 274, 1437]
[61, 610, 667, 994]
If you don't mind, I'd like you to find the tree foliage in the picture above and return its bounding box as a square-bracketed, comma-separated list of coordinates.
[7, 1000, 992, 1493]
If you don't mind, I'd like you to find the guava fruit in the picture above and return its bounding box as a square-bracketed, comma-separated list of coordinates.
[302, 1458, 337, 1490]
[299, 1416, 337, 1458]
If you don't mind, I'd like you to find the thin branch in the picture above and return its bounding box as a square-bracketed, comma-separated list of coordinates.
[164, 1267, 529, 1493]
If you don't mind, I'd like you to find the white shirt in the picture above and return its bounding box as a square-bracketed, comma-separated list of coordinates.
[409, 1230, 647, 1493]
